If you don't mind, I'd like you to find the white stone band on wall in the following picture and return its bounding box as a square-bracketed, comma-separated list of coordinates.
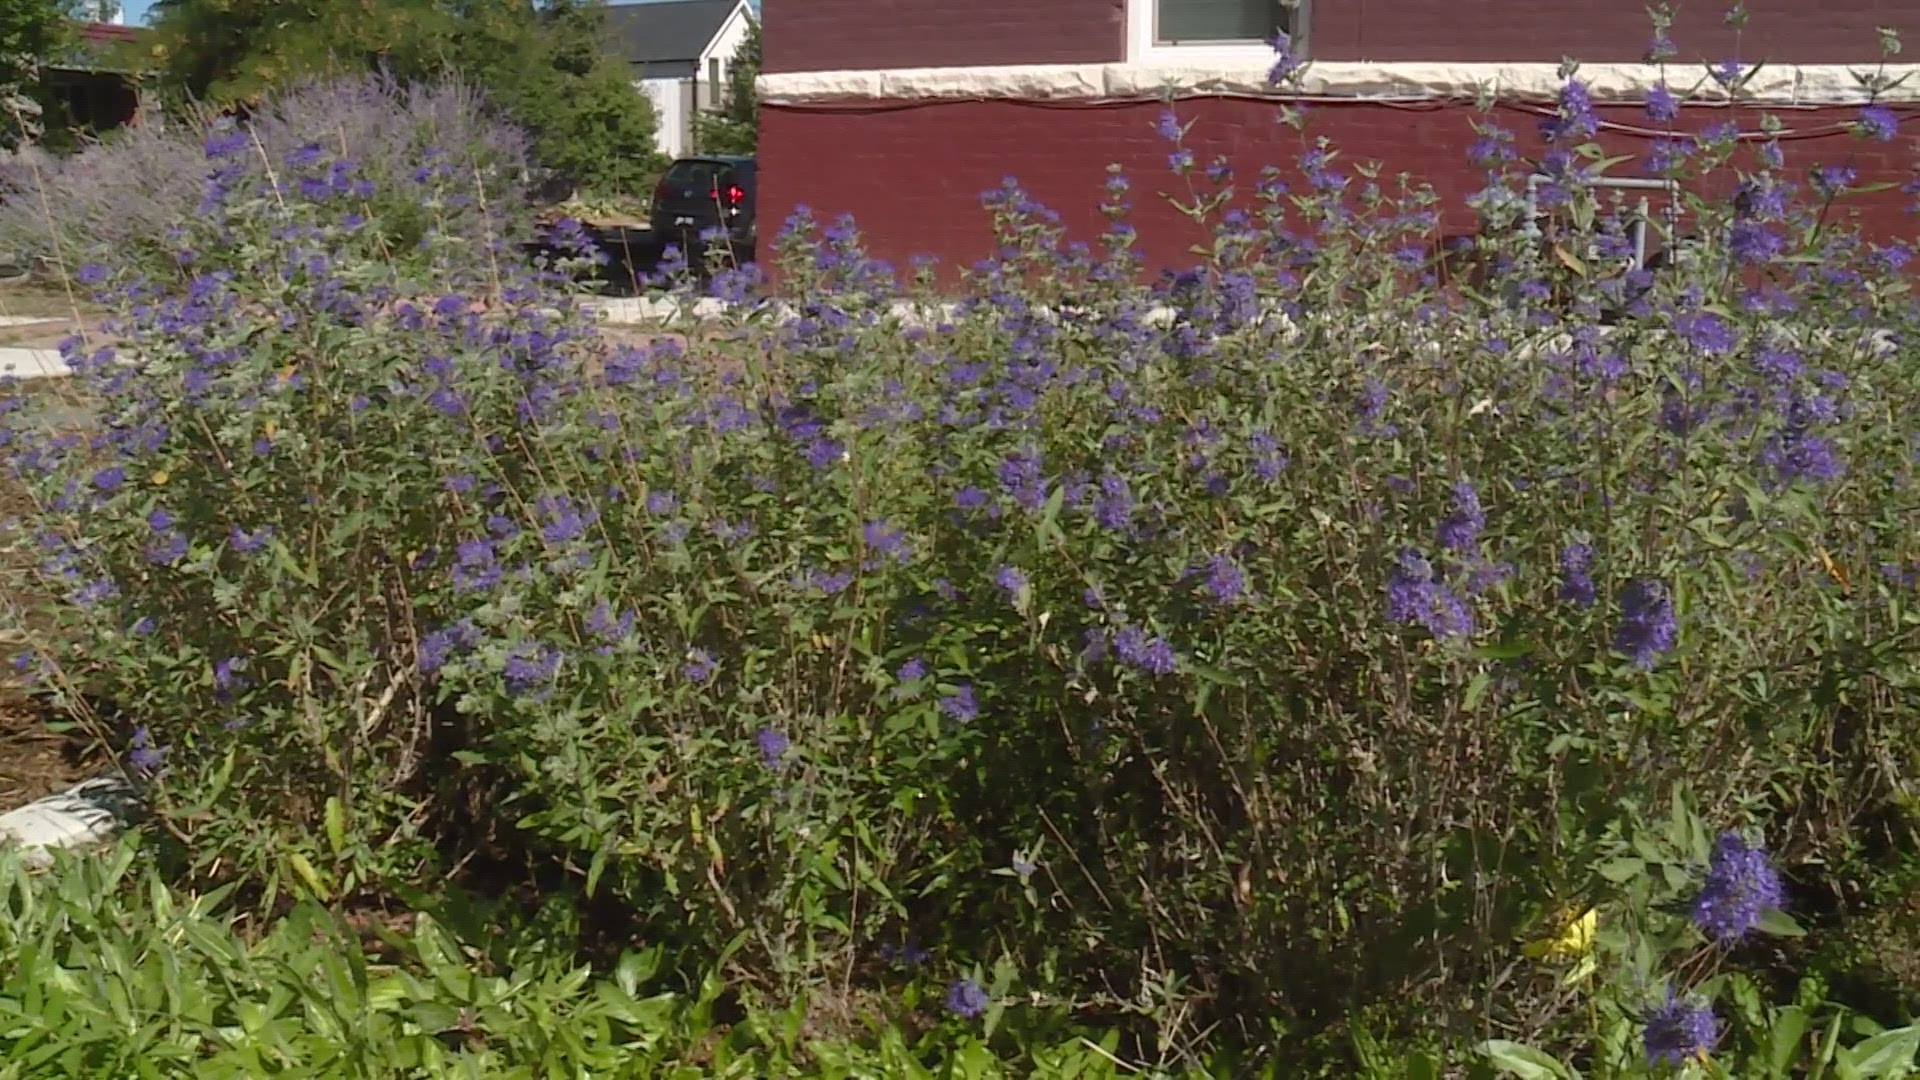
[760, 61, 1920, 107]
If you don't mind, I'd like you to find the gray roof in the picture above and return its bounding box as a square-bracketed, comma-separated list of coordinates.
[604, 0, 740, 66]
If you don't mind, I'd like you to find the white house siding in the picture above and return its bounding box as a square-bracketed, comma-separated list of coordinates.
[636, 75, 691, 159]
[623, 0, 755, 160]
[698, 2, 756, 111]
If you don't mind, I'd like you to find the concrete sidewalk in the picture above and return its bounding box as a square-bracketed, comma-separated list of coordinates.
[0, 316, 73, 379]
[0, 348, 72, 380]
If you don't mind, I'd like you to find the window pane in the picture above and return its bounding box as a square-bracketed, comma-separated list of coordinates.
[1157, 0, 1283, 43]
[664, 160, 732, 186]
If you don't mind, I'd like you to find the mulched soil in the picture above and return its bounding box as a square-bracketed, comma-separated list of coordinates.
[0, 282, 97, 322]
[0, 689, 97, 808]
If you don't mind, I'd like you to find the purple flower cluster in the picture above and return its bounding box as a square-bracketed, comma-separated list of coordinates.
[585, 602, 635, 651]
[420, 619, 482, 674]
[1856, 104, 1901, 141]
[536, 494, 598, 545]
[453, 538, 503, 593]
[945, 978, 990, 1019]
[1645, 82, 1681, 124]
[1201, 554, 1247, 605]
[213, 656, 249, 697]
[1541, 78, 1599, 144]
[503, 643, 563, 696]
[229, 525, 274, 554]
[1091, 472, 1135, 532]
[939, 683, 980, 722]
[1614, 579, 1677, 669]
[1386, 550, 1474, 640]
[1091, 625, 1176, 675]
[128, 725, 166, 774]
[1265, 30, 1303, 85]
[756, 727, 791, 770]
[997, 447, 1049, 512]
[1644, 992, 1719, 1065]
[145, 509, 189, 567]
[1436, 481, 1486, 553]
[1558, 542, 1596, 608]
[683, 649, 718, 684]
[863, 519, 911, 563]
[1692, 831, 1786, 942]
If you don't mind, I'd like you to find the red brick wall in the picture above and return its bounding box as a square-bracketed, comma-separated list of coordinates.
[762, 0, 1125, 74]
[762, 0, 1919, 72]
[1311, 0, 1920, 63]
[760, 0, 1904, 71]
[758, 98, 1918, 278]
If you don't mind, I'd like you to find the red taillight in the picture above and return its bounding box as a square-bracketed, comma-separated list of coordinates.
[723, 183, 745, 205]
[653, 176, 671, 202]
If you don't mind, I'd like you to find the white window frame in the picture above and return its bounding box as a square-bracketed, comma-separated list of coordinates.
[1124, 0, 1305, 67]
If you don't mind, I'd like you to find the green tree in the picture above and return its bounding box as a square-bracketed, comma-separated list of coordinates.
[692, 12, 756, 155]
[146, 0, 665, 198]
[446, 0, 665, 198]
[0, 0, 85, 148]
[147, 0, 455, 105]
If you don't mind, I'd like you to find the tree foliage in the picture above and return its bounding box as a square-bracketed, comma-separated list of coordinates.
[146, 0, 665, 198]
[449, 0, 667, 198]
[0, 0, 84, 148]
[693, 12, 757, 155]
[147, 0, 454, 105]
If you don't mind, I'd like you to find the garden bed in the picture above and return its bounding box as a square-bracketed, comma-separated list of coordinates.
[0, 55, 1918, 1076]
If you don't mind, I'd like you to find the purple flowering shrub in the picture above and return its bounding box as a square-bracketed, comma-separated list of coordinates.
[0, 74, 533, 285]
[2, 45, 1920, 1069]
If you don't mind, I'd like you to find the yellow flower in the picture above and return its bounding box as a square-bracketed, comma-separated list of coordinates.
[1523, 906, 1598, 960]
[1817, 546, 1851, 594]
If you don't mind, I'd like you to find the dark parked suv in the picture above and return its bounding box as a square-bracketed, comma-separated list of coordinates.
[649, 155, 756, 266]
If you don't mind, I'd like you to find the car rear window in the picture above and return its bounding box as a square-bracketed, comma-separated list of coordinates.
[663, 160, 734, 190]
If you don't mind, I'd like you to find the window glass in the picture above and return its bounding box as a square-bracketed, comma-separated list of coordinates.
[663, 160, 732, 189]
[1156, 0, 1285, 43]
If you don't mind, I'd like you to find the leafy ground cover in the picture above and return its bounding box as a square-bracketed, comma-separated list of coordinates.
[0, 840, 1147, 1079]
[0, 28, 1916, 1079]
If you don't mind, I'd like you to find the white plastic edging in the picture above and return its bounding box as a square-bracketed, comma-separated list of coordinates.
[0, 777, 140, 870]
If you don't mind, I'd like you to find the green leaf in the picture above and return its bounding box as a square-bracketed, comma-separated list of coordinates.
[1473, 641, 1535, 661]
[1036, 482, 1067, 547]
[1462, 671, 1493, 712]
[586, 843, 611, 898]
[323, 797, 346, 859]
[1598, 857, 1645, 883]
[1767, 1006, 1811, 1078]
[1757, 908, 1806, 938]
[269, 540, 319, 587]
[1476, 1039, 1577, 1079]
[1840, 1024, 1920, 1077]
[1404, 1050, 1442, 1080]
